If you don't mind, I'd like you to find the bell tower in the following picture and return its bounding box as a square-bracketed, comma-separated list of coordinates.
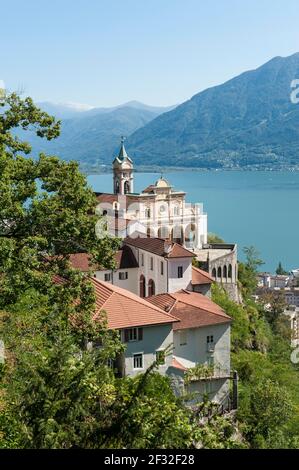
[113, 137, 134, 195]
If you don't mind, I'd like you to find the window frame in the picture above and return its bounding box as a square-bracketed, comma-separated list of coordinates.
[178, 266, 183, 278]
[133, 352, 144, 370]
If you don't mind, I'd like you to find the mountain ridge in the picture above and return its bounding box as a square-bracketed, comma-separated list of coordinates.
[126, 52, 299, 169]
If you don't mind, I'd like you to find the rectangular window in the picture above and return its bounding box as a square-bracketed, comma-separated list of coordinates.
[141, 253, 144, 266]
[179, 330, 187, 346]
[107, 358, 114, 369]
[178, 266, 183, 278]
[124, 328, 143, 342]
[156, 350, 166, 365]
[161, 261, 164, 275]
[104, 273, 111, 282]
[207, 335, 214, 344]
[150, 257, 154, 270]
[119, 271, 128, 280]
[133, 353, 143, 369]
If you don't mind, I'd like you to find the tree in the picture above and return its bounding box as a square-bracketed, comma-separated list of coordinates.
[1, 93, 231, 449]
[238, 246, 264, 296]
[276, 262, 288, 276]
[207, 233, 225, 244]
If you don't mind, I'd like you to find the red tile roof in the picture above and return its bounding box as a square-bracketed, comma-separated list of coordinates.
[68, 246, 138, 272]
[91, 278, 179, 329]
[171, 357, 187, 371]
[192, 266, 214, 285]
[147, 290, 231, 330]
[124, 235, 194, 259]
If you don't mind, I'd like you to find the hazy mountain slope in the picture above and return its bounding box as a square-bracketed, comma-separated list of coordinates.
[18, 106, 161, 166]
[126, 53, 299, 169]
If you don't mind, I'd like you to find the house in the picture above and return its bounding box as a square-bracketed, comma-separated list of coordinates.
[124, 235, 194, 296]
[147, 289, 231, 404]
[68, 238, 215, 298]
[90, 277, 178, 378]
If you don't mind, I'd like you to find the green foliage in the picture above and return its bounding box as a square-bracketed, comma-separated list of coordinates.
[238, 246, 264, 297]
[207, 233, 225, 244]
[184, 364, 214, 384]
[213, 246, 299, 448]
[1, 92, 241, 450]
[276, 261, 288, 275]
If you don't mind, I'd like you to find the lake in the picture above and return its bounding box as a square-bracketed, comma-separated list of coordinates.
[87, 171, 299, 273]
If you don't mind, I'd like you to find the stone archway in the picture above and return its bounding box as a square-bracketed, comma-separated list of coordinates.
[171, 225, 184, 245]
[140, 275, 146, 298]
[148, 279, 155, 297]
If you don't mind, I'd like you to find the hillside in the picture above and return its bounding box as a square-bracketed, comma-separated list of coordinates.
[126, 53, 299, 169]
[16, 105, 164, 169]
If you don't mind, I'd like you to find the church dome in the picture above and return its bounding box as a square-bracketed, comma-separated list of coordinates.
[155, 177, 170, 188]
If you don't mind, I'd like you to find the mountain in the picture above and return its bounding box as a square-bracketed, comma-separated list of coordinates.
[126, 53, 299, 169]
[19, 101, 176, 168]
[20, 105, 163, 167]
[36, 101, 95, 119]
[36, 100, 175, 120]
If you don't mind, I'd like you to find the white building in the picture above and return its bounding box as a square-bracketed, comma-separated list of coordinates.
[95, 141, 207, 250]
[68, 237, 213, 298]
[148, 290, 231, 404]
[89, 277, 232, 405]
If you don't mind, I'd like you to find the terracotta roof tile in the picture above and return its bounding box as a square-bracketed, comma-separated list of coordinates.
[192, 266, 214, 285]
[171, 357, 187, 371]
[124, 235, 194, 258]
[68, 246, 138, 272]
[91, 278, 179, 329]
[147, 290, 231, 330]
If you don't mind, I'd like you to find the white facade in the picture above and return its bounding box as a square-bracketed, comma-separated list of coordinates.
[94, 267, 140, 296]
[121, 324, 174, 377]
[96, 142, 208, 250]
[172, 323, 231, 403]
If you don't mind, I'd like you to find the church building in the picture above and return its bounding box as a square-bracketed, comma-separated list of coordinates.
[95, 139, 208, 250]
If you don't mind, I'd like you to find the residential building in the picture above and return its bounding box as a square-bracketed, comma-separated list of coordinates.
[68, 238, 215, 298]
[89, 277, 232, 405]
[147, 289, 231, 404]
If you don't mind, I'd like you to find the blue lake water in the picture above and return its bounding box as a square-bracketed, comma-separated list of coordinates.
[87, 171, 299, 273]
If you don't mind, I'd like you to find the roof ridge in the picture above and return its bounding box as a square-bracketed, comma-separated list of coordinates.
[92, 277, 179, 322]
[178, 298, 230, 319]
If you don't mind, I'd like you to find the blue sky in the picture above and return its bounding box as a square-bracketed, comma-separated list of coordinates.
[1, 0, 299, 107]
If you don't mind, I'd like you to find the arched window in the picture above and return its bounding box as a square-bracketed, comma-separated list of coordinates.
[173, 206, 180, 216]
[217, 266, 222, 279]
[139, 275, 146, 298]
[184, 223, 196, 243]
[228, 264, 232, 279]
[113, 201, 120, 211]
[148, 279, 155, 297]
[124, 180, 130, 194]
[223, 265, 227, 280]
[115, 180, 120, 194]
[212, 268, 216, 278]
[158, 226, 169, 239]
[171, 225, 184, 245]
[102, 210, 108, 216]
